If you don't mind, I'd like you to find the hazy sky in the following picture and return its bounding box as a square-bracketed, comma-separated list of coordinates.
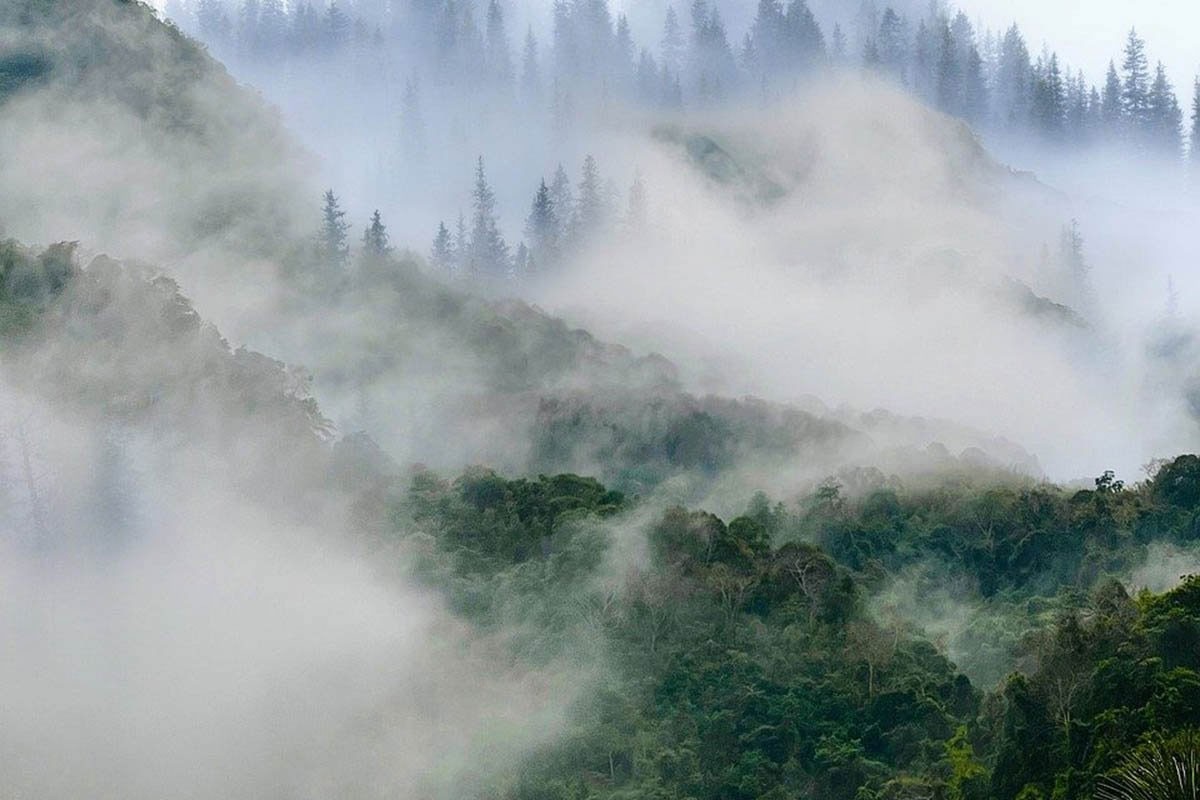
[954, 0, 1199, 90]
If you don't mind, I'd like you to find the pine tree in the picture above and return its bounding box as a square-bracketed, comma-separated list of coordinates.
[400, 77, 425, 167]
[553, 0, 577, 78]
[469, 157, 509, 278]
[485, 0, 514, 89]
[319, 190, 350, 267]
[962, 45, 988, 124]
[514, 242, 530, 277]
[454, 212, 469, 274]
[549, 163, 574, 245]
[1064, 70, 1089, 144]
[876, 7, 906, 82]
[935, 23, 962, 115]
[1031, 52, 1065, 140]
[238, 0, 261, 57]
[1191, 78, 1200, 171]
[1058, 219, 1090, 306]
[525, 179, 560, 270]
[431, 221, 455, 274]
[615, 14, 635, 77]
[521, 27, 541, 105]
[323, 0, 350, 49]
[660, 5, 685, 75]
[362, 210, 390, 258]
[1101, 60, 1123, 135]
[258, 0, 286, 54]
[574, 154, 606, 242]
[912, 19, 938, 102]
[1121, 28, 1151, 139]
[636, 49, 660, 103]
[830, 23, 847, 63]
[995, 24, 1031, 129]
[750, 0, 784, 75]
[782, 0, 825, 72]
[1146, 62, 1183, 159]
[862, 37, 880, 68]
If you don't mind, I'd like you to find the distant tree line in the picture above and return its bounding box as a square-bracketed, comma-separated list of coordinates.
[428, 154, 649, 281]
[167, 0, 1200, 167]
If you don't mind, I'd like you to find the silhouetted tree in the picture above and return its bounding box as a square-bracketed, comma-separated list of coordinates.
[1121, 29, 1151, 141]
[468, 157, 509, 277]
[431, 220, 454, 274]
[525, 179, 560, 271]
[362, 210, 390, 258]
[319, 189, 350, 266]
[1147, 62, 1183, 158]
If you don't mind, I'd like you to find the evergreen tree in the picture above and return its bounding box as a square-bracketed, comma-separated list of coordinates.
[362, 210, 390, 258]
[1191, 78, 1200, 171]
[1146, 62, 1183, 158]
[615, 14, 635, 77]
[319, 189, 350, 267]
[525, 179, 560, 270]
[514, 242, 530, 276]
[750, 0, 784, 75]
[830, 23, 847, 63]
[1101, 60, 1123, 134]
[258, 0, 286, 54]
[323, 0, 351, 50]
[291, 1, 321, 52]
[468, 157, 510, 278]
[782, 0, 825, 72]
[861, 37, 880, 68]
[454, 212, 469, 274]
[431, 221, 455, 274]
[1031, 52, 1065, 140]
[935, 23, 962, 115]
[636, 48, 660, 103]
[574, 154, 606, 242]
[912, 20, 938, 102]
[995, 24, 1031, 129]
[521, 27, 542, 105]
[1058, 219, 1090, 306]
[550, 79, 574, 142]
[456, 5, 487, 83]
[485, 0, 514, 89]
[553, 0, 577, 77]
[400, 77, 425, 167]
[876, 7, 906, 82]
[962, 44, 988, 124]
[660, 5, 685, 75]
[1121, 28, 1151, 139]
[1063, 70, 1089, 144]
[237, 0, 261, 57]
[549, 163, 574, 244]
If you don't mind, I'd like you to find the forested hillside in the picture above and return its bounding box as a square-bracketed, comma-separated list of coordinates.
[358, 455, 1200, 800]
[3, 1, 1200, 799]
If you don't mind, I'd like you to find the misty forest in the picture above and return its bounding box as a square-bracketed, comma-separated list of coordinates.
[4, 0, 1200, 798]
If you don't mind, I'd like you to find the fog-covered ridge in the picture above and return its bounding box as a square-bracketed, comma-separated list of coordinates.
[4, 2, 1200, 799]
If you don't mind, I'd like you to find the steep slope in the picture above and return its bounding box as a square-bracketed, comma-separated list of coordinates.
[0, 1, 1043, 505]
[0, 0, 308, 276]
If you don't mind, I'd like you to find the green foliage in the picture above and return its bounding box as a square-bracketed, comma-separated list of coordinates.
[0, 238, 77, 335]
[1096, 729, 1200, 800]
[368, 462, 1200, 800]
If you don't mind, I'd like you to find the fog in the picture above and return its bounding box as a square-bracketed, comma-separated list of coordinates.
[127, 0, 1197, 484]
[3, 0, 1200, 794]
